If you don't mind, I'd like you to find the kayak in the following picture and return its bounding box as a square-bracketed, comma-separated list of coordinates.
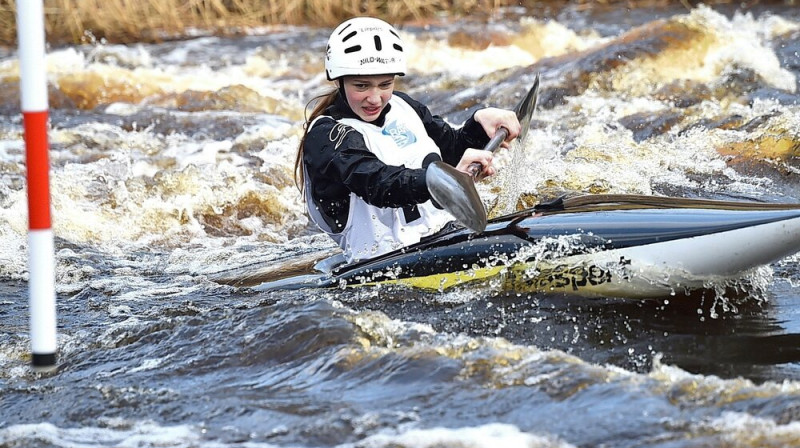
[253, 194, 800, 299]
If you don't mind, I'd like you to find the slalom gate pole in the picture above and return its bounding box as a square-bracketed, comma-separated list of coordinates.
[17, 0, 57, 371]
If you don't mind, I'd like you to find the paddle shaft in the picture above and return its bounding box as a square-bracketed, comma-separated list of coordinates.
[466, 126, 509, 177]
[425, 75, 539, 232]
[466, 74, 539, 179]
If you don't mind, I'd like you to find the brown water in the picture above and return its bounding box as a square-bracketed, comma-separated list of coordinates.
[2, 4, 800, 447]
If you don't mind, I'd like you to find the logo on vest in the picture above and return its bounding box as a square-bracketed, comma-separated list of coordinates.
[382, 120, 417, 147]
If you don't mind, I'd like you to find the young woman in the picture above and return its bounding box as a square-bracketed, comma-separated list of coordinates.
[295, 17, 521, 262]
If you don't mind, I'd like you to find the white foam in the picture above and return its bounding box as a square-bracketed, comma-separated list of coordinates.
[87, 43, 154, 69]
[685, 6, 797, 91]
[353, 423, 575, 448]
[698, 411, 800, 445]
[403, 33, 535, 78]
[0, 421, 278, 448]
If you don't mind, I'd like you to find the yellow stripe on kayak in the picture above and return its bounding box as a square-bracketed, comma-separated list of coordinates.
[350, 265, 509, 291]
[341, 258, 625, 294]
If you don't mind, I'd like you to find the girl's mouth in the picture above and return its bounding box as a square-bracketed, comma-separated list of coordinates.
[363, 105, 381, 116]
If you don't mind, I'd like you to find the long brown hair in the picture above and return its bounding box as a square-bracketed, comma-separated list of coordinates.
[294, 88, 339, 192]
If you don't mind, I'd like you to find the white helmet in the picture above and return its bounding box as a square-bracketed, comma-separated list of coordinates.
[325, 17, 407, 81]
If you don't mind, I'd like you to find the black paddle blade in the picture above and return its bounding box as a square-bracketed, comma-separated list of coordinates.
[480, 73, 540, 154]
[514, 73, 539, 145]
[426, 74, 541, 233]
[426, 161, 487, 232]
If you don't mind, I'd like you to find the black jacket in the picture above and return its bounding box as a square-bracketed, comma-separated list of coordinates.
[303, 90, 490, 232]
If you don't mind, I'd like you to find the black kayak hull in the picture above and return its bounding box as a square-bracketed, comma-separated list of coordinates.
[255, 195, 800, 299]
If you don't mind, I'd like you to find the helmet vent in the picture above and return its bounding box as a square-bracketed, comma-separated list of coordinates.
[393, 44, 403, 52]
[342, 31, 357, 42]
[344, 45, 361, 54]
[374, 35, 382, 51]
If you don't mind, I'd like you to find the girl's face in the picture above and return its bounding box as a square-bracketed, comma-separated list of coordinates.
[342, 75, 395, 122]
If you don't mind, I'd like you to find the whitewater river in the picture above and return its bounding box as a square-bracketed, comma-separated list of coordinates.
[2, 4, 800, 447]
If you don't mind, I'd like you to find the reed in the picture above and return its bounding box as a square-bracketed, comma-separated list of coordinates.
[0, 0, 749, 46]
[0, 0, 528, 45]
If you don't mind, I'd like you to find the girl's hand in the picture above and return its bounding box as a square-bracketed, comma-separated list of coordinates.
[455, 148, 495, 180]
[474, 107, 521, 149]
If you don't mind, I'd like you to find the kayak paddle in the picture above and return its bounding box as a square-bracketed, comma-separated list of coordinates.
[426, 73, 540, 232]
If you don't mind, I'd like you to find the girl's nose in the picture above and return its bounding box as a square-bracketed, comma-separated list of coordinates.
[366, 89, 381, 104]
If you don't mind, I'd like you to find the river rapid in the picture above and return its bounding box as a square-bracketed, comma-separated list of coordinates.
[2, 3, 800, 447]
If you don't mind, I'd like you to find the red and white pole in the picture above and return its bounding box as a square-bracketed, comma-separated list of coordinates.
[17, 0, 57, 370]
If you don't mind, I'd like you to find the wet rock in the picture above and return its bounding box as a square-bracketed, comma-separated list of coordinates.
[719, 135, 800, 162]
[776, 402, 800, 425]
[750, 87, 800, 106]
[425, 17, 710, 120]
[618, 109, 686, 142]
[447, 29, 513, 50]
[682, 111, 783, 135]
[0, 81, 77, 114]
[148, 84, 302, 120]
[772, 30, 800, 93]
[654, 79, 713, 108]
[711, 66, 770, 105]
[735, 111, 782, 133]
[57, 72, 164, 109]
[679, 114, 747, 134]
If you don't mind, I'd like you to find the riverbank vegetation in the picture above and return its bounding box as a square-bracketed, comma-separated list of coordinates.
[0, 0, 748, 46]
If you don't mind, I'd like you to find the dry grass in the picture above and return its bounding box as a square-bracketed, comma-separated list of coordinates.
[0, 0, 529, 46]
[0, 0, 757, 46]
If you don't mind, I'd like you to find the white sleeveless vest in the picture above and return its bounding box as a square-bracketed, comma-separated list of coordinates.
[305, 95, 453, 262]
